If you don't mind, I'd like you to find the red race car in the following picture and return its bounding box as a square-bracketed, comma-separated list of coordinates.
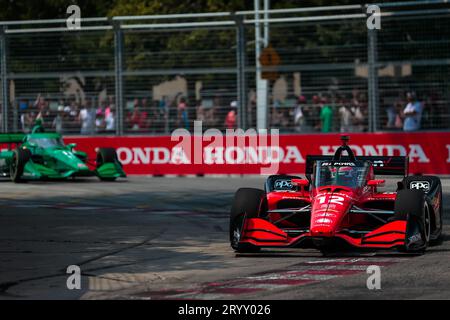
[230, 136, 443, 255]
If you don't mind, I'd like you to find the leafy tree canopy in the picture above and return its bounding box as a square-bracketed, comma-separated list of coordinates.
[0, 0, 368, 21]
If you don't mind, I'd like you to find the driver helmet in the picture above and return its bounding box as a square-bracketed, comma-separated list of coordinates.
[332, 166, 356, 184]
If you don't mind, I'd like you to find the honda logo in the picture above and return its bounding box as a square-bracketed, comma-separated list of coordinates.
[410, 181, 430, 192]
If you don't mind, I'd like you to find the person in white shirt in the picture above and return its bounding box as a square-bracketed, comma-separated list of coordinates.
[293, 96, 306, 132]
[339, 100, 364, 132]
[403, 92, 423, 132]
[79, 102, 96, 135]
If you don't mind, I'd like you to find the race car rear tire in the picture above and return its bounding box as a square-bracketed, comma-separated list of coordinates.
[229, 188, 267, 253]
[393, 189, 431, 253]
[430, 188, 444, 246]
[97, 148, 118, 165]
[402, 175, 441, 194]
[10, 148, 31, 183]
[97, 148, 119, 181]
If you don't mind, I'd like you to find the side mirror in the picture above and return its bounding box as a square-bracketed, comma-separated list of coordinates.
[367, 179, 385, 187]
[292, 179, 309, 187]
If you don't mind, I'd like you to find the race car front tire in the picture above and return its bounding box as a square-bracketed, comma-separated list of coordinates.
[229, 188, 267, 253]
[10, 148, 31, 183]
[393, 189, 431, 253]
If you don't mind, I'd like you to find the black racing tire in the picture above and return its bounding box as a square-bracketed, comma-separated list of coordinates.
[427, 186, 444, 246]
[403, 175, 441, 194]
[96, 148, 118, 166]
[10, 148, 31, 183]
[229, 188, 267, 253]
[403, 175, 443, 245]
[393, 189, 431, 253]
[96, 148, 119, 181]
[430, 188, 444, 246]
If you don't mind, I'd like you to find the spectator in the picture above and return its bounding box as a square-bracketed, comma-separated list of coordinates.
[104, 104, 115, 132]
[35, 110, 46, 128]
[177, 96, 189, 130]
[21, 109, 34, 133]
[293, 95, 306, 132]
[95, 109, 105, 132]
[386, 104, 397, 129]
[195, 100, 205, 123]
[225, 101, 237, 129]
[33, 94, 44, 110]
[358, 93, 369, 131]
[128, 99, 140, 130]
[79, 100, 96, 135]
[33, 94, 50, 128]
[19, 100, 28, 112]
[128, 101, 148, 131]
[52, 106, 65, 134]
[205, 102, 216, 128]
[386, 100, 403, 129]
[339, 96, 364, 132]
[319, 97, 333, 133]
[402, 92, 423, 132]
[141, 98, 153, 128]
[65, 100, 80, 134]
[310, 95, 321, 130]
[271, 99, 284, 127]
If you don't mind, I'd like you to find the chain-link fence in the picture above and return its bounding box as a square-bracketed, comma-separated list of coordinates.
[1, 2, 449, 135]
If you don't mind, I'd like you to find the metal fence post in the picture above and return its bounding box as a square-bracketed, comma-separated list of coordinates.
[235, 15, 247, 130]
[367, 27, 379, 132]
[255, 0, 269, 131]
[0, 26, 8, 133]
[113, 21, 124, 136]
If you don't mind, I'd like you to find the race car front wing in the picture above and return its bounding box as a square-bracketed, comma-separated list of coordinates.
[239, 217, 407, 250]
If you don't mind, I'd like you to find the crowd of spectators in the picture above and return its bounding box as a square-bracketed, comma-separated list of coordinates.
[17, 94, 116, 135]
[10, 89, 443, 135]
[263, 89, 368, 133]
[384, 92, 422, 131]
[263, 89, 439, 133]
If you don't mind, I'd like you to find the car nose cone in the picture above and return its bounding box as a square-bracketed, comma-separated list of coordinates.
[310, 226, 335, 237]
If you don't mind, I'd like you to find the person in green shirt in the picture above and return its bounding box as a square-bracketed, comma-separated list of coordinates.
[320, 98, 333, 133]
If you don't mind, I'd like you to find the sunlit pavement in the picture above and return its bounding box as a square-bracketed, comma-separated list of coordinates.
[0, 176, 449, 299]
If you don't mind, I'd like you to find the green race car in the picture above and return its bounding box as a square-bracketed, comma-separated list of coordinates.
[0, 126, 126, 182]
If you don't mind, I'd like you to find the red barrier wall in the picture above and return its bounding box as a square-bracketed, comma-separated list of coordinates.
[65, 132, 450, 175]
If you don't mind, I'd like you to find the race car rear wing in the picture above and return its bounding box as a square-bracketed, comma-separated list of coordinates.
[305, 155, 409, 176]
[0, 133, 25, 145]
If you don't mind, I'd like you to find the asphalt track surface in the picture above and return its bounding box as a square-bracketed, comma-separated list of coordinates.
[0, 176, 449, 300]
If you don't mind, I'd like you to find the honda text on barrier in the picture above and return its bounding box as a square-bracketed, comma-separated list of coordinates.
[230, 136, 443, 255]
